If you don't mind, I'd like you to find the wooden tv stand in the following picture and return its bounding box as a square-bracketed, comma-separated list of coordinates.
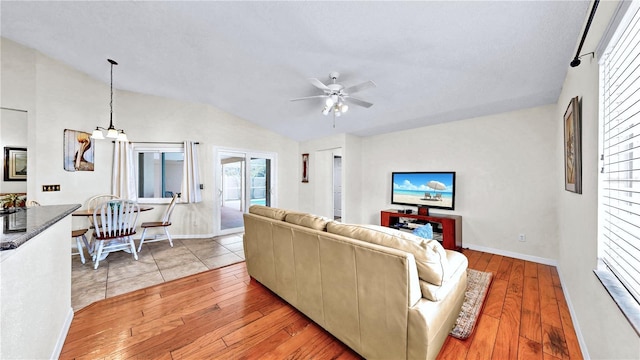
[380, 210, 462, 251]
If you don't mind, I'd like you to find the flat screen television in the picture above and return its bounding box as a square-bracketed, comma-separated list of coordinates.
[391, 171, 456, 211]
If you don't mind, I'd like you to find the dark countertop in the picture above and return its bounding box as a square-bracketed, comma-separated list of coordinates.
[0, 204, 81, 251]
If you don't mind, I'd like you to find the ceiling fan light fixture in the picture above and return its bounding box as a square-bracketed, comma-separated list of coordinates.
[290, 71, 376, 124]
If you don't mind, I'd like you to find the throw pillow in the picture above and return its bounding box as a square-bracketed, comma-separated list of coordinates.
[413, 223, 433, 239]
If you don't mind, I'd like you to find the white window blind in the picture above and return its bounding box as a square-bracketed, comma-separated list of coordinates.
[599, 2, 640, 305]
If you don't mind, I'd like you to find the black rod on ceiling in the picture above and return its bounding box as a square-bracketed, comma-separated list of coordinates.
[570, 0, 600, 67]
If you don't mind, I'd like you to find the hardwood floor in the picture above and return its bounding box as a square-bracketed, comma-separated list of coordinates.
[60, 249, 582, 359]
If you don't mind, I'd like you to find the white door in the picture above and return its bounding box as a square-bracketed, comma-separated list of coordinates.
[333, 156, 342, 220]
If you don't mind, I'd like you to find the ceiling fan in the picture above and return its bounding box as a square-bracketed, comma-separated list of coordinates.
[291, 72, 376, 121]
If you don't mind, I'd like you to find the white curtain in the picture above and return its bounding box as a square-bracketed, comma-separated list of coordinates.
[112, 140, 138, 200]
[182, 140, 202, 203]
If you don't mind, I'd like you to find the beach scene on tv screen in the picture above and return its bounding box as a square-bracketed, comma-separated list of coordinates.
[393, 173, 454, 209]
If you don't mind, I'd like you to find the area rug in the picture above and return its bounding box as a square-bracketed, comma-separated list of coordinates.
[450, 269, 493, 340]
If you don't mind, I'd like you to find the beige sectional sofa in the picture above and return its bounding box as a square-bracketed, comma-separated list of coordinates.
[243, 205, 468, 360]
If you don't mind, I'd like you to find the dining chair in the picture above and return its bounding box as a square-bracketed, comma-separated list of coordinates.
[137, 193, 178, 252]
[92, 199, 140, 269]
[84, 194, 120, 249]
[86, 194, 120, 211]
[72, 229, 90, 264]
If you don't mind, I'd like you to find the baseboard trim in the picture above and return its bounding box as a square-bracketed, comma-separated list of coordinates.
[463, 243, 558, 266]
[555, 266, 591, 359]
[52, 306, 74, 359]
[133, 233, 226, 241]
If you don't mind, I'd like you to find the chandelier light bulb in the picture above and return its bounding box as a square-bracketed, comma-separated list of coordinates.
[325, 98, 334, 107]
[341, 104, 349, 113]
[91, 128, 105, 140]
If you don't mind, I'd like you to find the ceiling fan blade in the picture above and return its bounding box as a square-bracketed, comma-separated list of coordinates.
[309, 78, 331, 92]
[344, 80, 376, 94]
[344, 96, 373, 108]
[290, 95, 328, 102]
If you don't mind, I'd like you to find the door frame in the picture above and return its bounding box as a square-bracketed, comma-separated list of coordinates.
[214, 147, 277, 236]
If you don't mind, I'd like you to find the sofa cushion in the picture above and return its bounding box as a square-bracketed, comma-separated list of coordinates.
[248, 205, 288, 221]
[326, 222, 448, 286]
[284, 212, 332, 231]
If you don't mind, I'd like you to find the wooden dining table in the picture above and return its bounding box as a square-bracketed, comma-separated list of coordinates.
[71, 206, 154, 217]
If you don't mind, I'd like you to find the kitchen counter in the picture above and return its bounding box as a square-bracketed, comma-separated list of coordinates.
[0, 204, 80, 251]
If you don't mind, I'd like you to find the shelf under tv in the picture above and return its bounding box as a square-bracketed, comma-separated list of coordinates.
[381, 209, 461, 251]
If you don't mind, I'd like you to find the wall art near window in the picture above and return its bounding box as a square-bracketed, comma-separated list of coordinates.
[64, 129, 94, 171]
[564, 96, 582, 194]
[3, 147, 27, 181]
[302, 153, 309, 183]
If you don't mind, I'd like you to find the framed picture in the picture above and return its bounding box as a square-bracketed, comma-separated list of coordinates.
[302, 153, 309, 183]
[564, 96, 582, 194]
[64, 129, 94, 171]
[3, 147, 27, 181]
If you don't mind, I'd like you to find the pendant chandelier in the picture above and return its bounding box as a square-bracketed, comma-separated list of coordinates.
[91, 59, 128, 141]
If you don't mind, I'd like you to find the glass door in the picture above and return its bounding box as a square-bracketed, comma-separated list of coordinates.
[249, 157, 271, 208]
[215, 149, 275, 235]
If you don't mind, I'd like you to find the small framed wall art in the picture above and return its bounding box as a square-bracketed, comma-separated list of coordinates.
[563, 96, 582, 194]
[3, 147, 27, 181]
[302, 153, 309, 183]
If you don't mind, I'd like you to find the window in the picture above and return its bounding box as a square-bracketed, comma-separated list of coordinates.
[597, 1, 640, 334]
[134, 143, 184, 203]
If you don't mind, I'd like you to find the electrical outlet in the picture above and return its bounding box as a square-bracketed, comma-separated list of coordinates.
[518, 234, 526, 242]
[42, 185, 61, 192]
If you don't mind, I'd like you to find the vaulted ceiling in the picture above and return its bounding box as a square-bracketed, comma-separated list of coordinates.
[1, 1, 590, 141]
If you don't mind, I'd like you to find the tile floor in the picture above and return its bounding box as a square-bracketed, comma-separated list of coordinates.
[71, 234, 245, 311]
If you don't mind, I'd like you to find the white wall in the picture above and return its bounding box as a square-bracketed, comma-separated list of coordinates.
[555, 1, 639, 358]
[299, 133, 344, 214]
[0, 37, 299, 236]
[298, 133, 363, 224]
[0, 108, 28, 194]
[358, 104, 559, 261]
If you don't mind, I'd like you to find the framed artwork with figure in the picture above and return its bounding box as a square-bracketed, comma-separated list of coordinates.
[64, 129, 94, 171]
[564, 96, 582, 194]
[302, 153, 309, 183]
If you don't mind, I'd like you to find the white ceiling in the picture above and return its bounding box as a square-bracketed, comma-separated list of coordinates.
[1, 1, 590, 142]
